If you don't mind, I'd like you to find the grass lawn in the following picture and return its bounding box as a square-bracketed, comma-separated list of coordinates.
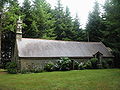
[0, 69, 120, 90]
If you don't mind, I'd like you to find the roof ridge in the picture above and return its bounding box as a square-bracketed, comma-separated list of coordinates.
[21, 38, 100, 43]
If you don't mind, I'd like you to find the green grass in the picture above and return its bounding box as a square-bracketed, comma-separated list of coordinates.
[0, 69, 120, 90]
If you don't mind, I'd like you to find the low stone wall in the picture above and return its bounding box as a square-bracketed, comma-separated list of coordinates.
[20, 58, 59, 70]
[20, 58, 90, 71]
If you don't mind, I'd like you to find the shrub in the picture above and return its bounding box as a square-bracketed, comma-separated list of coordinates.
[21, 69, 30, 74]
[33, 68, 44, 73]
[54, 63, 60, 71]
[78, 62, 85, 70]
[6, 62, 17, 74]
[44, 62, 55, 72]
[21, 66, 44, 74]
[101, 60, 109, 69]
[84, 61, 92, 69]
[105, 59, 113, 68]
[90, 58, 98, 69]
[58, 57, 72, 71]
[74, 61, 79, 70]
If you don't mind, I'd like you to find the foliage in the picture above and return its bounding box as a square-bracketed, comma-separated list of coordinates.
[78, 62, 85, 70]
[58, 57, 72, 71]
[106, 59, 113, 68]
[44, 58, 80, 71]
[22, 0, 55, 39]
[0, 0, 83, 67]
[85, 0, 120, 68]
[101, 60, 109, 69]
[5, 62, 17, 74]
[44, 57, 113, 72]
[21, 69, 30, 74]
[86, 1, 103, 42]
[90, 58, 98, 69]
[102, 59, 113, 68]
[72, 14, 85, 41]
[103, 0, 120, 68]
[1, 0, 119, 69]
[21, 68, 43, 74]
[84, 61, 92, 69]
[44, 62, 55, 72]
[1, 0, 20, 68]
[52, 0, 82, 41]
[73, 60, 80, 70]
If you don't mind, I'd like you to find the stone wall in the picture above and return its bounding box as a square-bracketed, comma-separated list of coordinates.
[20, 58, 89, 71]
[20, 58, 59, 70]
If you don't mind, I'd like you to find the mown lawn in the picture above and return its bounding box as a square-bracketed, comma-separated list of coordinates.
[0, 69, 120, 90]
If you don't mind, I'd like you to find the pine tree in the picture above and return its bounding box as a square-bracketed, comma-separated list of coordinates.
[53, 0, 65, 40]
[22, 0, 36, 38]
[62, 6, 74, 41]
[103, 0, 120, 67]
[31, 0, 55, 39]
[72, 14, 82, 41]
[86, 1, 103, 42]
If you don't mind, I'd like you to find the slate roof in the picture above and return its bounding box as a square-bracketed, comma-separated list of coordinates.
[16, 38, 113, 58]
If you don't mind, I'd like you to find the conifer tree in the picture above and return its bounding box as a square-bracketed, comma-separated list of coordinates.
[86, 1, 103, 42]
[62, 6, 74, 41]
[31, 0, 55, 39]
[103, 0, 120, 67]
[22, 0, 34, 38]
[53, 0, 65, 40]
[72, 14, 81, 41]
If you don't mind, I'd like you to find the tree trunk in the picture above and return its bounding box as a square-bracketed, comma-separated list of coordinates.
[0, 24, 1, 66]
[0, 13, 2, 66]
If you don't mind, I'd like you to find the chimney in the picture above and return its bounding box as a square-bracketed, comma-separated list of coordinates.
[16, 16, 22, 40]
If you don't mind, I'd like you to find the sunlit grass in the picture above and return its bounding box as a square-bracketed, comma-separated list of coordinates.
[0, 69, 120, 90]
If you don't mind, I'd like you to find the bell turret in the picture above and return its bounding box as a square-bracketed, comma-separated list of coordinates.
[16, 16, 22, 40]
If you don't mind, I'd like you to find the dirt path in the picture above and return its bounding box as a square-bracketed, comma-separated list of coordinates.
[0, 69, 7, 74]
[0, 71, 7, 74]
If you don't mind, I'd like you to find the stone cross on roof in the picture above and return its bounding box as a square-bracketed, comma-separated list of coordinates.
[16, 16, 22, 40]
[17, 16, 22, 34]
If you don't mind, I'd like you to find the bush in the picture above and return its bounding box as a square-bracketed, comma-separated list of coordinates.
[44, 62, 55, 72]
[101, 60, 109, 69]
[84, 58, 113, 69]
[74, 61, 79, 70]
[105, 59, 113, 68]
[54, 63, 60, 71]
[6, 62, 17, 74]
[21, 69, 30, 74]
[78, 62, 85, 70]
[90, 58, 98, 69]
[58, 58, 72, 71]
[84, 61, 92, 69]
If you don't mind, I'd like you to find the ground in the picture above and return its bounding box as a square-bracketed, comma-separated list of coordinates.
[0, 69, 120, 90]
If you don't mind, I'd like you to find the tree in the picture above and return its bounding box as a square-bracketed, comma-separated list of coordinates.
[0, 0, 8, 66]
[86, 1, 103, 42]
[29, 0, 55, 39]
[103, 0, 120, 68]
[53, 0, 66, 40]
[61, 6, 74, 41]
[53, 0, 78, 41]
[72, 14, 85, 41]
[21, 0, 34, 38]
[0, 0, 20, 68]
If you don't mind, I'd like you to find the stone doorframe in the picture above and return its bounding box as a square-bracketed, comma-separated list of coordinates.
[93, 51, 103, 68]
